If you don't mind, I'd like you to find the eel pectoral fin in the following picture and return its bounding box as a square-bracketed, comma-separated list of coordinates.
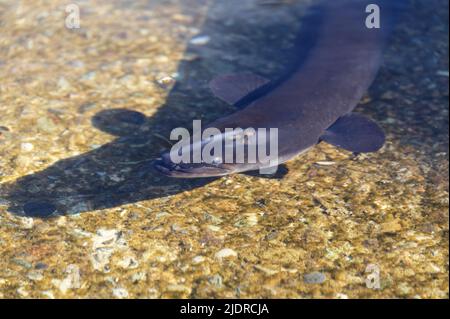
[320, 113, 385, 153]
[209, 73, 270, 107]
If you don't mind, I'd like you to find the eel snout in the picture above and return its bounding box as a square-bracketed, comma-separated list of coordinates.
[153, 155, 234, 178]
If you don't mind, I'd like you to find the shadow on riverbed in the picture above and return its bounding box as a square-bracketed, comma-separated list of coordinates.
[1, 0, 298, 217]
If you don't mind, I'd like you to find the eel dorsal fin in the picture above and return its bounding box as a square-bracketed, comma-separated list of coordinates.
[209, 73, 270, 107]
[321, 113, 385, 153]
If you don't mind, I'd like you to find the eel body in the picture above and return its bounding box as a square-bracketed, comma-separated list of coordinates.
[155, 0, 404, 178]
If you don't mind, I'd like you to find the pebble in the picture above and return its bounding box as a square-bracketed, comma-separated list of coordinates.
[207, 225, 221, 232]
[78, 102, 96, 113]
[215, 248, 238, 260]
[182, 52, 200, 61]
[12, 258, 32, 269]
[303, 272, 326, 284]
[379, 219, 402, 233]
[81, 71, 96, 81]
[36, 117, 57, 133]
[254, 265, 279, 276]
[52, 264, 81, 294]
[156, 76, 176, 89]
[192, 255, 205, 264]
[166, 284, 191, 294]
[208, 274, 223, 288]
[315, 161, 335, 166]
[117, 255, 139, 269]
[17, 287, 29, 297]
[27, 270, 44, 281]
[91, 229, 127, 272]
[189, 34, 210, 46]
[67, 60, 84, 68]
[20, 142, 34, 152]
[23, 201, 57, 218]
[436, 70, 449, 77]
[41, 290, 55, 299]
[35, 262, 48, 270]
[57, 77, 71, 90]
[112, 287, 129, 299]
[131, 272, 147, 283]
[0, 126, 10, 139]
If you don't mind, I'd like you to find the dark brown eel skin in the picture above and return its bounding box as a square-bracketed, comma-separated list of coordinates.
[155, 0, 406, 178]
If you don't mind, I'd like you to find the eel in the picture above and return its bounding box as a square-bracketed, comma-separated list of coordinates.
[155, 0, 405, 178]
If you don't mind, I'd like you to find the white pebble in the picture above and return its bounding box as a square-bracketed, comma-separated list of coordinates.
[21, 142, 34, 152]
[156, 76, 175, 89]
[215, 248, 238, 260]
[192, 256, 205, 264]
[436, 70, 449, 77]
[189, 34, 210, 46]
[112, 287, 129, 299]
[315, 161, 335, 166]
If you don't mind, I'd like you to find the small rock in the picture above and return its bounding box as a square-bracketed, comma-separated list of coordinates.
[215, 248, 238, 260]
[315, 161, 335, 166]
[91, 229, 127, 272]
[426, 263, 441, 273]
[206, 225, 221, 232]
[396, 282, 412, 295]
[208, 274, 223, 288]
[12, 258, 32, 269]
[36, 117, 57, 133]
[81, 71, 96, 81]
[112, 287, 129, 299]
[131, 272, 147, 283]
[27, 270, 44, 281]
[57, 77, 71, 90]
[53, 264, 81, 294]
[182, 52, 200, 61]
[156, 76, 176, 89]
[303, 272, 326, 284]
[190, 34, 210, 46]
[78, 102, 96, 113]
[166, 284, 191, 294]
[254, 265, 279, 276]
[20, 142, 34, 152]
[41, 290, 55, 299]
[117, 255, 139, 269]
[35, 262, 48, 270]
[17, 287, 29, 297]
[379, 219, 402, 233]
[20, 217, 34, 229]
[192, 256, 205, 264]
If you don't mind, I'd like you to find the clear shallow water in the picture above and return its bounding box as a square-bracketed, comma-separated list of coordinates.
[0, 0, 448, 298]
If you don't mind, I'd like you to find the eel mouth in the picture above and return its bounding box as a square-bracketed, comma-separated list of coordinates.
[153, 157, 233, 178]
